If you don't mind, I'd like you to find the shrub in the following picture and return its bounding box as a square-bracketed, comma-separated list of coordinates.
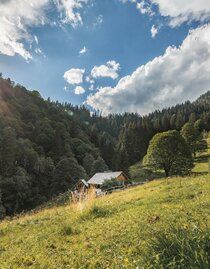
[101, 178, 122, 190]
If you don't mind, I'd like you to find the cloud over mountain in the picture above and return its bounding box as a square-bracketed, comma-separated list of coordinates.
[64, 68, 85, 84]
[91, 61, 120, 80]
[86, 24, 210, 115]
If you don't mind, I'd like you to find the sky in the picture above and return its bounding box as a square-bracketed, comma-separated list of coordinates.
[0, 0, 210, 115]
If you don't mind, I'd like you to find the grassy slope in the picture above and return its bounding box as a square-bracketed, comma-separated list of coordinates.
[1, 175, 210, 268]
[130, 137, 210, 181]
[1, 144, 210, 268]
[193, 137, 210, 174]
[130, 162, 164, 182]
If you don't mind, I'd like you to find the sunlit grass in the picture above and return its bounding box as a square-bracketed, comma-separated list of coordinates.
[72, 187, 96, 214]
[193, 137, 210, 174]
[1, 139, 210, 268]
[1, 174, 210, 268]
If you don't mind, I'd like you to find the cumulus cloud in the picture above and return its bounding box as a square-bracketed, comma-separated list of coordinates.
[0, 0, 89, 60]
[79, 46, 88, 54]
[64, 68, 85, 84]
[151, 0, 210, 27]
[121, 0, 210, 27]
[127, 0, 210, 27]
[86, 24, 210, 115]
[74, 85, 85, 94]
[91, 61, 120, 80]
[151, 25, 158, 38]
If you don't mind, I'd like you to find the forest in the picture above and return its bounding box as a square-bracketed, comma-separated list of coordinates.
[0, 74, 210, 217]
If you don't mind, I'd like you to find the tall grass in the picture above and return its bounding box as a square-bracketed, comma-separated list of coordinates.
[70, 187, 96, 213]
[144, 224, 210, 268]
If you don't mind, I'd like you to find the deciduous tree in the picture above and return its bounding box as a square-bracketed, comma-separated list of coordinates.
[144, 130, 194, 177]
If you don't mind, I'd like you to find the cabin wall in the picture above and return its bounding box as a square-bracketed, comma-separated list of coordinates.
[117, 174, 127, 182]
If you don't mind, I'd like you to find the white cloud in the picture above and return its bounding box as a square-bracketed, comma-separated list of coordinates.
[34, 35, 39, 45]
[122, 0, 210, 27]
[136, 1, 154, 16]
[0, 0, 89, 60]
[55, 0, 88, 27]
[96, 14, 103, 24]
[79, 46, 88, 54]
[151, 25, 158, 38]
[86, 76, 95, 84]
[93, 14, 103, 28]
[91, 60, 120, 80]
[120, 0, 136, 3]
[0, 0, 49, 60]
[64, 68, 85, 84]
[96, 14, 104, 25]
[89, 84, 94, 91]
[86, 24, 210, 115]
[35, 48, 46, 58]
[151, 0, 210, 26]
[74, 85, 85, 94]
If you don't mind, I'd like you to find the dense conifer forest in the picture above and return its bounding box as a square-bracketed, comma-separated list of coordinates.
[0, 75, 210, 217]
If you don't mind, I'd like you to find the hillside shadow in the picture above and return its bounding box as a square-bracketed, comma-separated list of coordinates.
[192, 171, 208, 176]
[195, 154, 210, 163]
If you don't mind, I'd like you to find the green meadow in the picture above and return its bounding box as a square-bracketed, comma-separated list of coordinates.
[0, 143, 210, 268]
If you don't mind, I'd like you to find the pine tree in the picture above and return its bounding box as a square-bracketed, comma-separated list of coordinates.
[83, 154, 95, 176]
[91, 157, 108, 176]
[116, 147, 130, 177]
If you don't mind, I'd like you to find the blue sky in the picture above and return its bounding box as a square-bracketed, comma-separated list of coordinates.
[1, 0, 210, 115]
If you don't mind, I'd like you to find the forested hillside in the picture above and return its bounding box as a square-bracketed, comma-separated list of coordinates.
[0, 75, 210, 217]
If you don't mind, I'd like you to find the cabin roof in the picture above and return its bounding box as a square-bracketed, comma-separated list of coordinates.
[78, 179, 89, 187]
[87, 171, 124, 185]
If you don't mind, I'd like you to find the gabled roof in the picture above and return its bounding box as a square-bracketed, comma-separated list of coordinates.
[77, 179, 89, 187]
[87, 171, 124, 185]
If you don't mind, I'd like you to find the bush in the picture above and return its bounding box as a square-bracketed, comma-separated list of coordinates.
[60, 225, 80, 236]
[80, 204, 111, 221]
[101, 178, 122, 190]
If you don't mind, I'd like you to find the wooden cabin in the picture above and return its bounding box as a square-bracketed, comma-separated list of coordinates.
[76, 179, 89, 192]
[87, 171, 129, 189]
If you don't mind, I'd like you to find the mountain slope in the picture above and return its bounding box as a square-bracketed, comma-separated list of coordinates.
[1, 76, 210, 217]
[0, 174, 210, 268]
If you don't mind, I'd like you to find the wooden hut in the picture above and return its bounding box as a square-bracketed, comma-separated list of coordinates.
[87, 171, 129, 189]
[76, 179, 89, 192]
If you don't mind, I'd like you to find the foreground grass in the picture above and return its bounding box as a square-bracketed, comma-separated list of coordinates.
[1, 175, 210, 268]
